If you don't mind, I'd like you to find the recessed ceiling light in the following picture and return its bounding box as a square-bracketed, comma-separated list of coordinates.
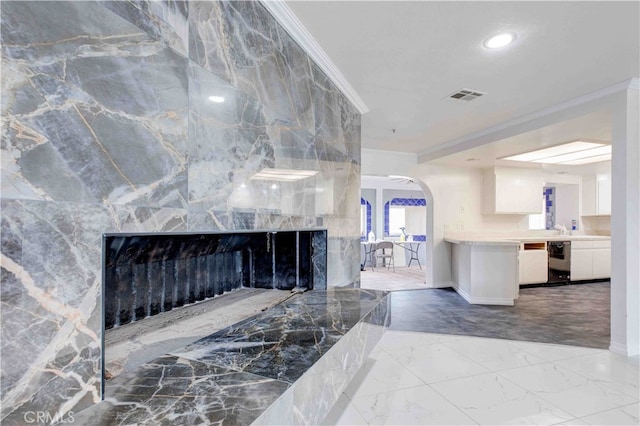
[483, 32, 517, 49]
[208, 96, 225, 103]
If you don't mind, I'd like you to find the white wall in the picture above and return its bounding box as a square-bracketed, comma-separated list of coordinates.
[363, 80, 639, 356]
[362, 150, 533, 286]
[554, 183, 580, 231]
[610, 84, 640, 356]
[409, 163, 530, 286]
[405, 206, 426, 236]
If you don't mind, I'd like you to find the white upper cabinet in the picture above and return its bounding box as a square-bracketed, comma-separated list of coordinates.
[582, 174, 611, 216]
[483, 167, 543, 214]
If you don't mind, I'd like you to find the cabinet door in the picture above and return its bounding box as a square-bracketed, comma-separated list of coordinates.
[519, 250, 548, 284]
[597, 179, 611, 215]
[582, 178, 597, 216]
[592, 248, 611, 279]
[582, 176, 611, 216]
[571, 249, 593, 281]
[488, 168, 542, 214]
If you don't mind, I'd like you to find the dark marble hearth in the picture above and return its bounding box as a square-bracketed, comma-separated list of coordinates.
[75, 288, 390, 425]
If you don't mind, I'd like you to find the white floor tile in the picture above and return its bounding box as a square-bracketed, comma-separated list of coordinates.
[553, 352, 640, 399]
[376, 330, 440, 352]
[580, 402, 640, 425]
[498, 363, 637, 418]
[420, 332, 467, 343]
[376, 330, 464, 353]
[555, 419, 590, 425]
[320, 392, 368, 425]
[431, 372, 574, 425]
[385, 342, 490, 384]
[325, 333, 638, 426]
[509, 340, 603, 362]
[350, 384, 477, 425]
[443, 336, 548, 371]
[343, 351, 425, 398]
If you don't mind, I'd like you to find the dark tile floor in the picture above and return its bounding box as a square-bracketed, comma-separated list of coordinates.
[389, 282, 610, 348]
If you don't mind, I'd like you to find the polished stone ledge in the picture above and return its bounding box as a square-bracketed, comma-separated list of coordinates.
[73, 288, 390, 425]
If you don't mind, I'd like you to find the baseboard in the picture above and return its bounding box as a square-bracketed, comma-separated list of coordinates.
[608, 341, 640, 357]
[454, 286, 515, 306]
[430, 281, 455, 289]
[609, 341, 628, 356]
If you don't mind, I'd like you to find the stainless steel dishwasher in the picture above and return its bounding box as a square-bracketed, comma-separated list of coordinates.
[548, 241, 571, 284]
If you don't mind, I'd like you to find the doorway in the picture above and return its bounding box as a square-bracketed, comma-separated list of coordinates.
[360, 175, 433, 291]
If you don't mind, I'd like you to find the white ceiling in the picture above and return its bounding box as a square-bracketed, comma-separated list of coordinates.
[285, 1, 640, 167]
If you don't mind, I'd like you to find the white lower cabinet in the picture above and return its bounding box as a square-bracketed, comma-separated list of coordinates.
[570, 249, 593, 281]
[518, 242, 548, 285]
[571, 240, 611, 281]
[592, 248, 612, 279]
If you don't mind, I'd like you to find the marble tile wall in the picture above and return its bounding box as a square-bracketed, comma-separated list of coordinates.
[0, 0, 361, 422]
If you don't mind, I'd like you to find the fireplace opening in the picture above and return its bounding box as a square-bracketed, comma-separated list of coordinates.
[101, 229, 327, 389]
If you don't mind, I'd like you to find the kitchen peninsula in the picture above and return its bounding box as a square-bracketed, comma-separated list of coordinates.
[445, 235, 611, 306]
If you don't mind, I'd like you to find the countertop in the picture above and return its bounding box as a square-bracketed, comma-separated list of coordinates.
[444, 237, 520, 246]
[445, 235, 611, 246]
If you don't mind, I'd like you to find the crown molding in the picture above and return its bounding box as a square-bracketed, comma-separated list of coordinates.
[260, 0, 369, 114]
[417, 78, 637, 163]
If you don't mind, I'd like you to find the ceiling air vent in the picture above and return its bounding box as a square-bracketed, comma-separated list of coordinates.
[446, 88, 486, 101]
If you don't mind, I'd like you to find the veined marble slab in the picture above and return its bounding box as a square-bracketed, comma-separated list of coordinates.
[1, 0, 361, 420]
[72, 288, 390, 425]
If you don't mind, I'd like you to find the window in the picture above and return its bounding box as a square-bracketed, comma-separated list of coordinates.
[360, 205, 367, 237]
[388, 207, 405, 236]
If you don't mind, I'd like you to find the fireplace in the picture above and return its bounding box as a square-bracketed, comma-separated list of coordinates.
[101, 229, 327, 389]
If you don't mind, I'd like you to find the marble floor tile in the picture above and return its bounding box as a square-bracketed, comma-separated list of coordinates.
[580, 402, 639, 425]
[349, 385, 478, 425]
[376, 330, 464, 353]
[498, 362, 637, 418]
[442, 336, 549, 372]
[384, 341, 490, 384]
[553, 352, 639, 398]
[508, 340, 603, 362]
[555, 419, 590, 425]
[326, 331, 637, 426]
[320, 393, 368, 426]
[431, 372, 574, 425]
[342, 351, 425, 398]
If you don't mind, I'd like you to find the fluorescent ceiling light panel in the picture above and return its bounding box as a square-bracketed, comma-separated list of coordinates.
[531, 145, 611, 164]
[503, 141, 602, 162]
[561, 153, 612, 166]
[502, 141, 611, 165]
[251, 168, 319, 182]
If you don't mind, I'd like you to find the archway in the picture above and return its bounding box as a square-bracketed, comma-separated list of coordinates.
[359, 175, 434, 288]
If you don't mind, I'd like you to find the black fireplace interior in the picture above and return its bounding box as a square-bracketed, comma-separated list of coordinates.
[102, 229, 327, 330]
